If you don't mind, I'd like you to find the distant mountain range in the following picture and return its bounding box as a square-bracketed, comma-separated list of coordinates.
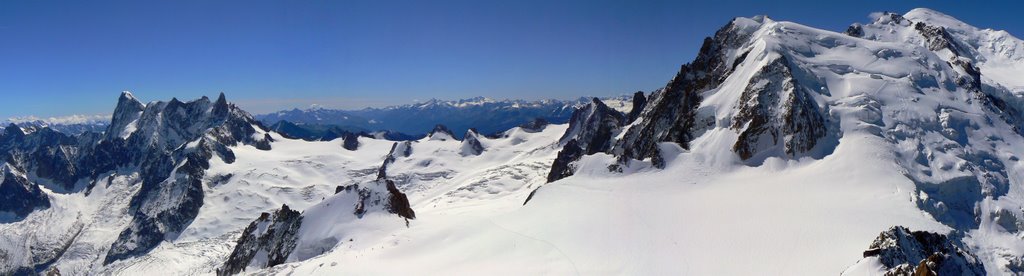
[256, 96, 636, 138]
[4, 115, 110, 136]
[5, 8, 1024, 275]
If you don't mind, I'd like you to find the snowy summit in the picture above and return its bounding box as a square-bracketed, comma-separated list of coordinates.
[1, 7, 1024, 276]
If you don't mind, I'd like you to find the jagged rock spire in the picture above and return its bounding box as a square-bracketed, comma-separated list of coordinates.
[106, 91, 145, 140]
[460, 128, 484, 156]
[0, 163, 50, 220]
[427, 124, 455, 141]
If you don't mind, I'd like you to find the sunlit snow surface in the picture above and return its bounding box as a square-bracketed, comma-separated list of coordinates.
[4, 8, 1024, 275]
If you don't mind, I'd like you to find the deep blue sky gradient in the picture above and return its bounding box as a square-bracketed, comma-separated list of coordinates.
[1, 0, 1020, 118]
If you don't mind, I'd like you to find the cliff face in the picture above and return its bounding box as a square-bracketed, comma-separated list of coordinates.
[730, 56, 828, 161]
[218, 205, 303, 276]
[858, 226, 985, 275]
[0, 164, 50, 221]
[614, 18, 759, 168]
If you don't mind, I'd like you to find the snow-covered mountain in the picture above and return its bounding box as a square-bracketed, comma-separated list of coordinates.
[4, 115, 110, 136]
[256, 96, 636, 138]
[2, 7, 1024, 276]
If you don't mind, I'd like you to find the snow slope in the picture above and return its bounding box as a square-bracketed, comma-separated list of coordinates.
[254, 8, 1024, 275]
[4, 7, 1024, 276]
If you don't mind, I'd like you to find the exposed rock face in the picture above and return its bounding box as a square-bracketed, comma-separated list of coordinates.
[545, 98, 626, 181]
[914, 22, 965, 57]
[558, 98, 625, 155]
[342, 132, 360, 151]
[427, 124, 455, 141]
[845, 23, 864, 37]
[730, 56, 828, 161]
[377, 141, 412, 180]
[0, 163, 50, 220]
[217, 204, 303, 276]
[104, 93, 274, 264]
[460, 129, 485, 156]
[0, 124, 81, 192]
[861, 226, 984, 275]
[384, 180, 415, 220]
[105, 91, 145, 140]
[625, 91, 647, 124]
[518, 118, 549, 133]
[614, 19, 756, 168]
[546, 139, 584, 183]
[368, 141, 417, 220]
[341, 180, 415, 220]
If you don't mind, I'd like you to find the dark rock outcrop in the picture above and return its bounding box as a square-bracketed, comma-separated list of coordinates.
[625, 91, 647, 124]
[914, 22, 965, 57]
[342, 132, 360, 151]
[0, 124, 87, 192]
[427, 124, 455, 141]
[460, 129, 485, 156]
[861, 226, 984, 275]
[340, 180, 415, 220]
[104, 93, 274, 264]
[558, 98, 625, 155]
[377, 141, 412, 180]
[104, 91, 145, 141]
[546, 139, 584, 183]
[614, 18, 757, 168]
[544, 98, 626, 181]
[845, 23, 864, 37]
[384, 180, 415, 220]
[217, 204, 303, 276]
[0, 164, 50, 220]
[730, 56, 828, 161]
[518, 118, 549, 133]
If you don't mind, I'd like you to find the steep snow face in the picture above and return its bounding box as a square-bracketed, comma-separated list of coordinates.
[0, 116, 566, 275]
[531, 8, 1024, 275]
[5, 7, 1024, 276]
[902, 8, 1024, 94]
[0, 92, 281, 274]
[615, 16, 763, 167]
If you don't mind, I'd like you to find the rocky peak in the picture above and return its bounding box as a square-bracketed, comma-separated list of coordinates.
[106, 91, 146, 140]
[730, 56, 829, 161]
[460, 128, 484, 156]
[218, 204, 303, 276]
[558, 98, 625, 155]
[856, 226, 984, 275]
[518, 118, 549, 133]
[377, 141, 412, 180]
[3, 123, 24, 138]
[0, 162, 50, 220]
[341, 132, 360, 151]
[845, 23, 864, 37]
[914, 22, 965, 57]
[427, 124, 455, 141]
[614, 18, 760, 167]
[104, 93, 272, 264]
[626, 91, 647, 124]
[545, 98, 626, 181]
[876, 12, 911, 26]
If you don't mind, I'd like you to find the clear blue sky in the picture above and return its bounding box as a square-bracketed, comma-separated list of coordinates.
[1, 0, 1020, 119]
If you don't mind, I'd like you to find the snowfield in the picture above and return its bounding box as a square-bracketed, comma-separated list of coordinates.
[3, 7, 1024, 276]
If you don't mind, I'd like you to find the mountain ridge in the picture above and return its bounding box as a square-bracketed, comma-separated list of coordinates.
[1, 7, 1023, 276]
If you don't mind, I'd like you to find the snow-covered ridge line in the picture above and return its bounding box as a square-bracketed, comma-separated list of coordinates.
[5, 114, 110, 126]
[4, 6, 1024, 276]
